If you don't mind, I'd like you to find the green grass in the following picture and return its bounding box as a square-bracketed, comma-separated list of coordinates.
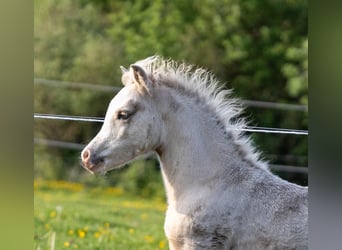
[34, 180, 168, 250]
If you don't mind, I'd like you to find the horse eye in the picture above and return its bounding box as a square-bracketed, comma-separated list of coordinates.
[117, 111, 131, 120]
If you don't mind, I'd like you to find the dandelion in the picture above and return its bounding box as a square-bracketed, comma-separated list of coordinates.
[45, 223, 50, 230]
[63, 241, 70, 247]
[49, 211, 56, 218]
[78, 230, 86, 238]
[68, 229, 74, 236]
[94, 232, 101, 238]
[159, 240, 166, 249]
[73, 243, 79, 249]
[104, 222, 110, 228]
[129, 228, 135, 234]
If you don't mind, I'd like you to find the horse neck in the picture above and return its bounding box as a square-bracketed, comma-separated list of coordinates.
[155, 86, 261, 205]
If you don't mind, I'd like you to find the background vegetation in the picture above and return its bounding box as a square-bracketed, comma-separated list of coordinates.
[34, 0, 308, 197]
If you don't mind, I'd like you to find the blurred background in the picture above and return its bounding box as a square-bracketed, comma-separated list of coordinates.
[34, 0, 308, 200]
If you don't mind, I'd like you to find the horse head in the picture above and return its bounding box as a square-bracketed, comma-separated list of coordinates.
[81, 65, 163, 174]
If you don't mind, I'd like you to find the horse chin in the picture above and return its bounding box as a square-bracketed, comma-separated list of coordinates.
[82, 163, 104, 175]
[82, 161, 109, 175]
[91, 161, 127, 175]
[90, 153, 147, 175]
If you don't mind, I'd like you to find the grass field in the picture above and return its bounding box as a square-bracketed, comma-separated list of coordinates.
[34, 180, 169, 250]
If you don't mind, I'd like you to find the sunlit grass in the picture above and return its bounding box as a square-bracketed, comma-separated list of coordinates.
[34, 180, 168, 250]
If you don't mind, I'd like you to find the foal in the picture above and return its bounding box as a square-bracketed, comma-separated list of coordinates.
[81, 56, 308, 249]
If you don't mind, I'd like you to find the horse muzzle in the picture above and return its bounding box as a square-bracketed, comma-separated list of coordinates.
[81, 148, 105, 174]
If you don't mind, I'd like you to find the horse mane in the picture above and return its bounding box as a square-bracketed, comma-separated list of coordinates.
[133, 55, 268, 170]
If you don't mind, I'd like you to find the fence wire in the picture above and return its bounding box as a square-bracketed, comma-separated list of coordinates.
[34, 78, 308, 176]
[34, 113, 308, 135]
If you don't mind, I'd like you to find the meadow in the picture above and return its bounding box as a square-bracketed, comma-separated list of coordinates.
[34, 180, 168, 250]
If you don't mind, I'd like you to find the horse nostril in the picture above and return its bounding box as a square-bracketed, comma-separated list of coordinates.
[81, 149, 104, 170]
[82, 149, 91, 162]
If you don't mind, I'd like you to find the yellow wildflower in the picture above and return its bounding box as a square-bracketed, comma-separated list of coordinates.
[159, 240, 166, 249]
[129, 228, 135, 234]
[78, 230, 86, 238]
[68, 229, 74, 235]
[64, 241, 70, 247]
[94, 232, 101, 238]
[49, 211, 56, 218]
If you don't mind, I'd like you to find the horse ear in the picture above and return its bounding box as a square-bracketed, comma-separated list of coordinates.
[120, 65, 134, 86]
[130, 64, 153, 94]
[120, 66, 128, 74]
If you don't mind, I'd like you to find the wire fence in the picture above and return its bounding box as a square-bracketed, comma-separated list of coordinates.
[34, 78, 308, 175]
[34, 113, 308, 136]
[34, 78, 308, 112]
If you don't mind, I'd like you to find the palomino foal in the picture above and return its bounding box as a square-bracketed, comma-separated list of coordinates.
[81, 56, 308, 250]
